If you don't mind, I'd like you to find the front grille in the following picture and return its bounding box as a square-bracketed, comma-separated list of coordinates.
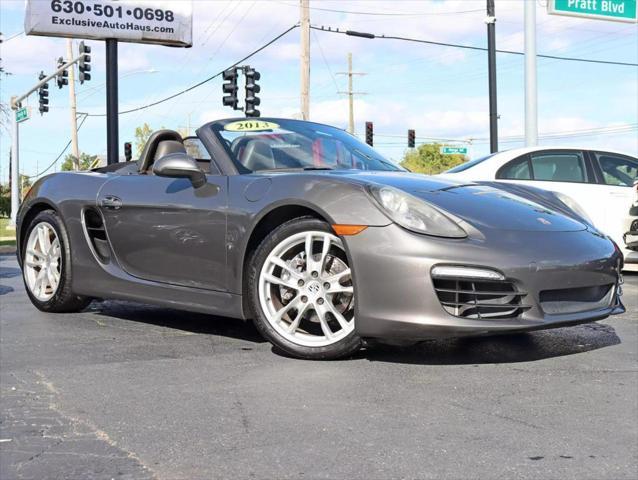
[433, 278, 529, 319]
[539, 284, 614, 314]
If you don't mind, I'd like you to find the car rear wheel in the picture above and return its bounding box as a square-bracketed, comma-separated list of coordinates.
[248, 217, 362, 360]
[22, 210, 91, 313]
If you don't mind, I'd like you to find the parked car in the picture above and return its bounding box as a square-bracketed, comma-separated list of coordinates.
[441, 147, 638, 267]
[623, 180, 638, 253]
[17, 120, 624, 359]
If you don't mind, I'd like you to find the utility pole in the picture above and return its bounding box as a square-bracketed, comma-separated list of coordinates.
[486, 0, 498, 153]
[524, 0, 538, 146]
[337, 53, 366, 135]
[300, 0, 310, 120]
[66, 39, 80, 169]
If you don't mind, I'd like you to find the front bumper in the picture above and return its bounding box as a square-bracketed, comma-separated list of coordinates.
[345, 224, 624, 340]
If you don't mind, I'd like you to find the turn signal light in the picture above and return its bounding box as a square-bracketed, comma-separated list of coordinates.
[332, 225, 367, 236]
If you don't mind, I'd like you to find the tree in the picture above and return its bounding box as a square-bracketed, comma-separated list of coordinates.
[0, 183, 9, 217]
[134, 123, 153, 156]
[19, 174, 32, 200]
[400, 143, 467, 175]
[61, 153, 99, 171]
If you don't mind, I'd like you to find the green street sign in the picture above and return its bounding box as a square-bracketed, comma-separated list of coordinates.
[440, 146, 468, 155]
[15, 107, 30, 123]
[548, 0, 637, 23]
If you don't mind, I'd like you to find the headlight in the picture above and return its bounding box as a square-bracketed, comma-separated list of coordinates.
[370, 186, 467, 238]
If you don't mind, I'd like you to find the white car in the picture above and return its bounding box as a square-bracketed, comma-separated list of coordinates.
[441, 146, 638, 267]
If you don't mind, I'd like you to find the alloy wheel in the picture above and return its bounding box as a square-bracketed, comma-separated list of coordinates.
[24, 222, 62, 302]
[259, 231, 355, 347]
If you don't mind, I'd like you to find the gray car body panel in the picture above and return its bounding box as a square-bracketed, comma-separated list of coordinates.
[17, 118, 624, 340]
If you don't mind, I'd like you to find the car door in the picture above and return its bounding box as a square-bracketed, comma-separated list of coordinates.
[97, 170, 228, 292]
[590, 151, 638, 246]
[496, 149, 605, 230]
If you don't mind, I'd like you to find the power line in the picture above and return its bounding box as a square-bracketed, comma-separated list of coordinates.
[1, 31, 24, 42]
[311, 28, 340, 92]
[23, 115, 89, 179]
[311, 26, 638, 67]
[87, 25, 299, 117]
[276, 2, 484, 16]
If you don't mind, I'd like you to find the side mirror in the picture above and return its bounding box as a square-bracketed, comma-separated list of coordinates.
[152, 153, 206, 188]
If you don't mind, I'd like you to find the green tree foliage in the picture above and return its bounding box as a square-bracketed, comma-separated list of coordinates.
[61, 153, 99, 171]
[400, 143, 467, 175]
[135, 123, 153, 156]
[0, 183, 9, 217]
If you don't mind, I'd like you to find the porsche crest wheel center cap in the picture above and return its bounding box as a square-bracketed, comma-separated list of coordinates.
[306, 281, 322, 296]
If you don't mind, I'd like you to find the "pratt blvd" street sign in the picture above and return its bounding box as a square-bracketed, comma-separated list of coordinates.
[548, 0, 638, 23]
[15, 107, 30, 124]
[440, 146, 468, 155]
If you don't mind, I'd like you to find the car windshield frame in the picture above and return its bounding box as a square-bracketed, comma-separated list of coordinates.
[208, 118, 403, 174]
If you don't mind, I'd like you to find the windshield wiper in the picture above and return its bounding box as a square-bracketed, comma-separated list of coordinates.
[253, 166, 334, 173]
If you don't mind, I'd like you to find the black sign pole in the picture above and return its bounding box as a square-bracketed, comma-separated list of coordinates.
[106, 39, 119, 164]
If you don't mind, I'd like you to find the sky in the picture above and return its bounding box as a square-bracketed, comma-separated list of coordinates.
[0, 0, 637, 183]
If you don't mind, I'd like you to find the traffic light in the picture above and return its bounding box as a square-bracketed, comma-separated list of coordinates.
[56, 57, 68, 89]
[408, 129, 415, 148]
[365, 121, 373, 146]
[244, 66, 261, 118]
[124, 142, 132, 161]
[222, 68, 238, 110]
[78, 41, 91, 84]
[38, 71, 49, 115]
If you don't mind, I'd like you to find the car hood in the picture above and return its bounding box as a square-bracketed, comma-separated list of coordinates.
[339, 171, 588, 232]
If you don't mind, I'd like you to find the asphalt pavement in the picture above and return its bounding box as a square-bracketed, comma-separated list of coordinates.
[1, 252, 637, 480]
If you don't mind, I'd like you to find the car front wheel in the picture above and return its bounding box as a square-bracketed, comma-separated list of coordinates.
[248, 217, 362, 360]
[22, 210, 91, 313]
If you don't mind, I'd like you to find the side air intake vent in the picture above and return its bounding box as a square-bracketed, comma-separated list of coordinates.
[83, 208, 111, 264]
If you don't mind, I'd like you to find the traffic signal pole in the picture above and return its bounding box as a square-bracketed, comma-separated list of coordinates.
[10, 100, 19, 227]
[524, 0, 538, 146]
[106, 39, 119, 165]
[9, 54, 86, 226]
[486, 0, 498, 153]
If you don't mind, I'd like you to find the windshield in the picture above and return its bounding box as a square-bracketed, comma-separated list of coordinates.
[210, 119, 401, 173]
[445, 153, 497, 173]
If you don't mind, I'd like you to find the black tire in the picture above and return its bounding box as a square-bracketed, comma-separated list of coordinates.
[21, 209, 91, 313]
[247, 217, 362, 360]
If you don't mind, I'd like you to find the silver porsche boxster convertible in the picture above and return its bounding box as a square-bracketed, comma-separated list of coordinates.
[17, 118, 625, 359]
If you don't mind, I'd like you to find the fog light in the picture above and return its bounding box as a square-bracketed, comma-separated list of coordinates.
[431, 265, 505, 281]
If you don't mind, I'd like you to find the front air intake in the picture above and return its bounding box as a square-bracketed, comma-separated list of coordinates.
[432, 275, 530, 320]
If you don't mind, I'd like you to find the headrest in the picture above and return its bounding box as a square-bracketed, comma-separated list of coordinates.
[241, 139, 276, 171]
[137, 129, 183, 172]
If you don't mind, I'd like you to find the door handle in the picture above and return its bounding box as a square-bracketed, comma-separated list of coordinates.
[100, 195, 122, 210]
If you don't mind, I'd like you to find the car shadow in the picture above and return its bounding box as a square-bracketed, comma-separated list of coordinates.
[355, 322, 621, 365]
[88, 300, 267, 344]
[85, 300, 621, 363]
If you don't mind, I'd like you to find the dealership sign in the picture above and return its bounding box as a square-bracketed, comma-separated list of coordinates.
[25, 0, 193, 47]
[548, 0, 637, 23]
